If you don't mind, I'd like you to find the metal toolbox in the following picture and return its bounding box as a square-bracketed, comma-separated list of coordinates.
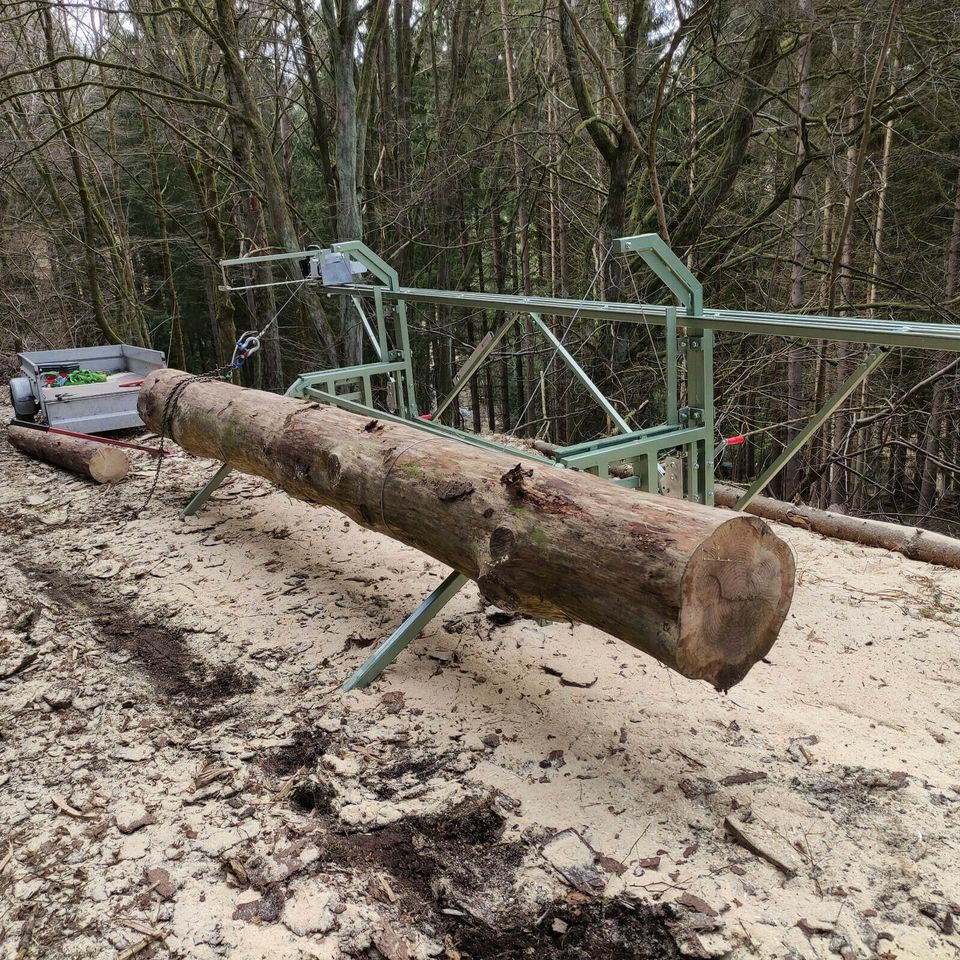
[9, 344, 166, 433]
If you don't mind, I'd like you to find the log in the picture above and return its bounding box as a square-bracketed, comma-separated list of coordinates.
[714, 484, 960, 570]
[140, 370, 796, 690]
[8, 424, 129, 483]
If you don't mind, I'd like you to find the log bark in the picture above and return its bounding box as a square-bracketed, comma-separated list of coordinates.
[714, 485, 960, 570]
[8, 425, 129, 483]
[140, 370, 796, 691]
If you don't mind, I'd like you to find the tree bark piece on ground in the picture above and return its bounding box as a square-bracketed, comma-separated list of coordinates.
[714, 485, 960, 570]
[139, 370, 796, 691]
[8, 424, 129, 484]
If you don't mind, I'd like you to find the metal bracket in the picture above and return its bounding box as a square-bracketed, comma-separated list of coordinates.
[678, 406, 705, 427]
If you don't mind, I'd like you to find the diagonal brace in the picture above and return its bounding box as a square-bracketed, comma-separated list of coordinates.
[342, 570, 469, 691]
[432, 315, 517, 422]
[735, 346, 890, 510]
[529, 312, 632, 434]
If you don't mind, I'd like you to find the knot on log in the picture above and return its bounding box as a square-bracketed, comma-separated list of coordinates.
[500, 463, 533, 488]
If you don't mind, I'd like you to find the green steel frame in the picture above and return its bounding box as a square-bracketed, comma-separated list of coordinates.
[185, 235, 960, 692]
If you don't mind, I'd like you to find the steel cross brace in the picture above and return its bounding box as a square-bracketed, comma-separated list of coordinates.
[735, 346, 890, 510]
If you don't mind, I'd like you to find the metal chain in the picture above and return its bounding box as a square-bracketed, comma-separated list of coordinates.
[133, 361, 239, 518]
[133, 281, 308, 518]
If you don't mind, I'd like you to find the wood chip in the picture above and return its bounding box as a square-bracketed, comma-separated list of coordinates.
[117, 936, 157, 960]
[594, 854, 626, 876]
[720, 770, 768, 787]
[677, 892, 718, 917]
[378, 872, 397, 903]
[193, 765, 233, 790]
[0, 651, 38, 680]
[0, 841, 13, 873]
[118, 918, 162, 937]
[274, 773, 300, 801]
[50, 794, 94, 819]
[724, 815, 801, 878]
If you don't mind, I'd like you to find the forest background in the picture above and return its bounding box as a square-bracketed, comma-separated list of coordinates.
[1, 0, 958, 529]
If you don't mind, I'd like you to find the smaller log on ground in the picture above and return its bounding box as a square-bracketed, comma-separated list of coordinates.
[714, 484, 960, 570]
[8, 424, 129, 483]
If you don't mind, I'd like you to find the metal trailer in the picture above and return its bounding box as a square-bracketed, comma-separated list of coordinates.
[177, 234, 960, 692]
[9, 344, 166, 433]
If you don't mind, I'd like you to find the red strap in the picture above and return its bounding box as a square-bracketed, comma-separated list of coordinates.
[725, 434, 745, 446]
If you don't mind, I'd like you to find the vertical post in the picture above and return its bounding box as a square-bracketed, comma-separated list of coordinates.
[614, 234, 713, 505]
[396, 300, 418, 416]
[373, 287, 388, 358]
[665, 305, 678, 426]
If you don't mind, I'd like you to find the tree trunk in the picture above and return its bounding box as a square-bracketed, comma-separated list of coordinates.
[140, 370, 796, 691]
[783, 0, 814, 500]
[714, 485, 960, 570]
[498, 0, 536, 434]
[920, 162, 960, 511]
[8, 425, 128, 483]
[39, 4, 120, 345]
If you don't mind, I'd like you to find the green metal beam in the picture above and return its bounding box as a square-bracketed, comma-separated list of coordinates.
[333, 284, 960, 352]
[735, 347, 890, 510]
[615, 234, 703, 314]
[301, 385, 552, 463]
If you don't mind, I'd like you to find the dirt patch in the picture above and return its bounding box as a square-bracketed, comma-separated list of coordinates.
[263, 728, 334, 777]
[321, 797, 681, 958]
[20, 560, 254, 722]
[454, 898, 681, 960]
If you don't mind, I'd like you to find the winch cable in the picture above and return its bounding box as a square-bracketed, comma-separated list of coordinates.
[133, 280, 307, 517]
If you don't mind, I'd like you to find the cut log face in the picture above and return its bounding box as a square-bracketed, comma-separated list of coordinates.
[139, 370, 796, 690]
[8, 425, 129, 484]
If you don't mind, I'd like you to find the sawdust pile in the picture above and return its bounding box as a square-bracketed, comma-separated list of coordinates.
[2, 420, 959, 960]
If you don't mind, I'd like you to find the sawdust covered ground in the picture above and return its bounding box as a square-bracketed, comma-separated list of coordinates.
[1, 416, 959, 960]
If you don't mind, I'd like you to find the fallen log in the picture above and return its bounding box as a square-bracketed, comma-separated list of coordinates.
[8, 423, 129, 483]
[714, 484, 960, 570]
[140, 370, 796, 690]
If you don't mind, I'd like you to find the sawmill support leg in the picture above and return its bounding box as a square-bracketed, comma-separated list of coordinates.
[735, 346, 890, 510]
[342, 570, 469, 692]
[181, 462, 234, 518]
